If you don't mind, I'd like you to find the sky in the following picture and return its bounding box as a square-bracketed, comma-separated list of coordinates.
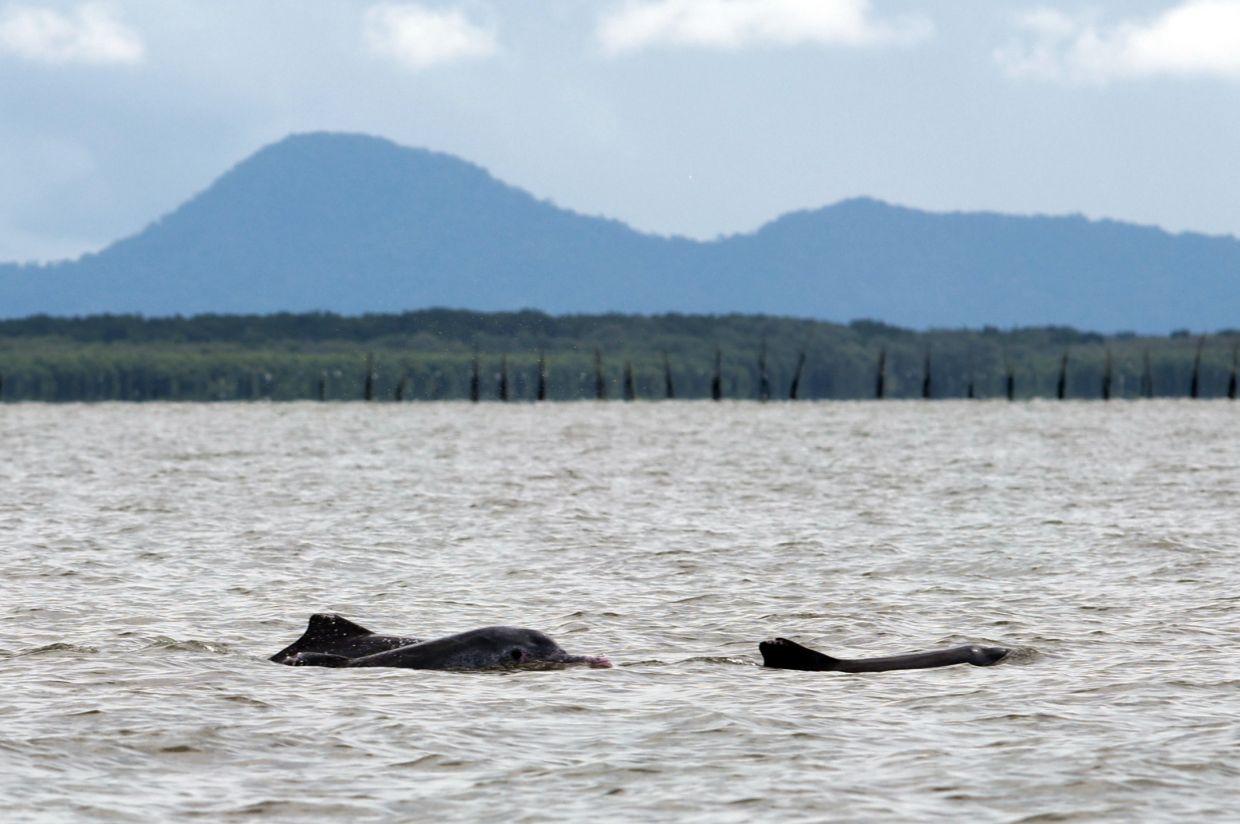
[1, 0, 1239, 262]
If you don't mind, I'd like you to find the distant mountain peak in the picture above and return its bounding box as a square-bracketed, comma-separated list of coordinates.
[0, 132, 1237, 332]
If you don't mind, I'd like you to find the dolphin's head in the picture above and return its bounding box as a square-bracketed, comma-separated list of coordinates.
[968, 645, 1010, 666]
[492, 627, 612, 669]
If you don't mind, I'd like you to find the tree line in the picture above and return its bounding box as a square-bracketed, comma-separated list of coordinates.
[0, 310, 1236, 402]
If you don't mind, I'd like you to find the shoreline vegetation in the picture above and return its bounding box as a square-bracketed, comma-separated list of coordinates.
[1, 309, 1237, 402]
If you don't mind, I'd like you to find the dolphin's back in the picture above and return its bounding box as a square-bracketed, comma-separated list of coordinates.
[342, 626, 530, 670]
[760, 638, 1009, 672]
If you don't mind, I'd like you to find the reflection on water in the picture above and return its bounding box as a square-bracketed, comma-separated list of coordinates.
[2, 401, 1238, 821]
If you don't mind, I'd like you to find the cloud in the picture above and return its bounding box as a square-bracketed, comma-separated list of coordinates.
[0, 2, 143, 65]
[997, 1, 1240, 83]
[364, 3, 497, 71]
[596, 0, 932, 55]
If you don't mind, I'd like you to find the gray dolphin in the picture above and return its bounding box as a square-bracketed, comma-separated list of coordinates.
[760, 637, 1008, 673]
[272, 616, 611, 670]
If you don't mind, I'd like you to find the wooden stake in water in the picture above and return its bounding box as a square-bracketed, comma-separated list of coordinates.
[499, 355, 509, 402]
[363, 353, 374, 402]
[875, 349, 886, 400]
[318, 370, 327, 402]
[537, 351, 547, 401]
[1190, 337, 1203, 399]
[470, 350, 480, 403]
[623, 361, 636, 401]
[1102, 348, 1113, 401]
[758, 339, 770, 402]
[1229, 344, 1237, 400]
[663, 353, 675, 400]
[711, 348, 722, 401]
[1141, 349, 1154, 399]
[788, 350, 806, 400]
[921, 351, 932, 400]
[595, 349, 606, 400]
[1057, 353, 1068, 400]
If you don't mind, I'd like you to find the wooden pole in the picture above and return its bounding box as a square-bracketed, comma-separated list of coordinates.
[711, 348, 722, 401]
[1189, 337, 1203, 399]
[875, 349, 886, 400]
[757, 339, 770, 401]
[1102, 348, 1112, 401]
[788, 350, 806, 400]
[1228, 344, 1237, 400]
[1141, 349, 1154, 398]
[594, 349, 606, 400]
[470, 350, 480, 403]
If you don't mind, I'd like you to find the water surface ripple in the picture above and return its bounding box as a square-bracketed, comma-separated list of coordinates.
[2, 401, 1237, 821]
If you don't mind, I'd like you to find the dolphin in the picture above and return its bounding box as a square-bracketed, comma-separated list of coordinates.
[272, 615, 611, 670]
[268, 613, 422, 665]
[760, 637, 1008, 673]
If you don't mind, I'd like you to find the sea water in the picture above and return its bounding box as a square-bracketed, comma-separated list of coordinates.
[2, 400, 1237, 821]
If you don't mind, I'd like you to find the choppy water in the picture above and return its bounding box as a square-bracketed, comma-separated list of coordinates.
[2, 400, 1238, 822]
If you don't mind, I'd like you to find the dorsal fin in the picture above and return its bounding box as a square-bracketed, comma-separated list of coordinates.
[303, 613, 374, 641]
[759, 637, 839, 671]
[269, 614, 385, 664]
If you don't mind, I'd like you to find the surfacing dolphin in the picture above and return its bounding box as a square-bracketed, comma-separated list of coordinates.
[760, 637, 1009, 673]
[271, 614, 611, 670]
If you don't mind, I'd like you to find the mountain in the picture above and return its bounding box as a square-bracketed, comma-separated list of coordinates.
[1, 132, 1236, 332]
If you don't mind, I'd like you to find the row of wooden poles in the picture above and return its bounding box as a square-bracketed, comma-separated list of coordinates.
[3, 339, 1233, 402]
[347, 347, 806, 402]
[343, 339, 1239, 402]
[878, 341, 1238, 401]
[344, 348, 787, 403]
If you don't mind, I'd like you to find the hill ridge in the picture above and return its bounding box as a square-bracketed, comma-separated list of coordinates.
[1, 131, 1236, 332]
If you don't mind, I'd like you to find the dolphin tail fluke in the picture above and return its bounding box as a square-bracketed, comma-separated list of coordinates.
[759, 637, 839, 671]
